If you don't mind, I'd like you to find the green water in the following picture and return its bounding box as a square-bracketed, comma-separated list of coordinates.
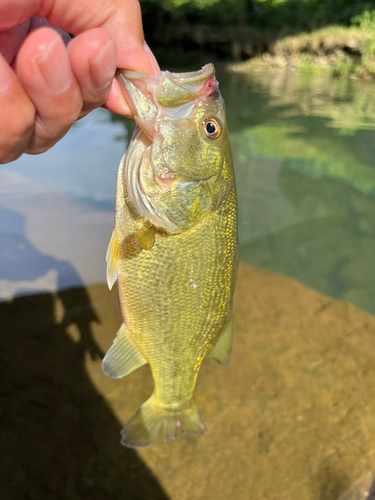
[2, 69, 374, 316]
[221, 70, 375, 315]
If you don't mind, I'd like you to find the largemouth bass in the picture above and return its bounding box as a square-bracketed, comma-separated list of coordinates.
[103, 64, 238, 448]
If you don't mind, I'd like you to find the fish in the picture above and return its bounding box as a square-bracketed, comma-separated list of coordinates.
[103, 63, 238, 448]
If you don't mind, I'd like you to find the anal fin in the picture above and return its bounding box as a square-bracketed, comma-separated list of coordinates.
[102, 324, 147, 378]
[106, 229, 119, 290]
[208, 315, 233, 365]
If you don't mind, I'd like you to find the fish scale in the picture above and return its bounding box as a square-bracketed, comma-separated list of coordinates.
[119, 191, 236, 402]
[103, 64, 238, 448]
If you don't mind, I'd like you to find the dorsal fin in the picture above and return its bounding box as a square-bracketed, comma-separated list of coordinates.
[106, 229, 119, 290]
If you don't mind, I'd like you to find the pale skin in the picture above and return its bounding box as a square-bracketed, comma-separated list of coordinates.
[0, 0, 160, 163]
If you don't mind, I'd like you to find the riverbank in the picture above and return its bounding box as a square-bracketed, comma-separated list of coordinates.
[142, 0, 375, 80]
[228, 26, 375, 79]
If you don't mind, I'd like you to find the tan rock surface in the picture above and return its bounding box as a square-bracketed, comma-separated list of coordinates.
[2, 262, 375, 499]
[88, 262, 375, 500]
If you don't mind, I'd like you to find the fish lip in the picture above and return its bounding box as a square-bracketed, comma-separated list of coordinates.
[163, 63, 215, 82]
[142, 146, 177, 185]
[154, 162, 177, 182]
[118, 63, 215, 83]
[117, 64, 218, 102]
[144, 146, 211, 192]
[117, 65, 218, 130]
[151, 160, 178, 187]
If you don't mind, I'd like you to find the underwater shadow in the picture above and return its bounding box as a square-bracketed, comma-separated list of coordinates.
[0, 291, 169, 499]
[0, 206, 90, 298]
[0, 208, 168, 500]
[315, 461, 350, 500]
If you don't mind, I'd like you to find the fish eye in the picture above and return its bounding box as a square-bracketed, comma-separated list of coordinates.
[203, 118, 221, 140]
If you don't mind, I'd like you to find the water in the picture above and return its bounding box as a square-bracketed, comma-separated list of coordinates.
[223, 71, 375, 317]
[0, 109, 127, 298]
[1, 70, 375, 500]
[1, 70, 374, 314]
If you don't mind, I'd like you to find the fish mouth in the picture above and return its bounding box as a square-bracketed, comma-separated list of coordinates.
[119, 65, 222, 233]
[143, 146, 178, 187]
[117, 64, 220, 185]
[119, 63, 215, 86]
[159, 63, 215, 84]
[116, 64, 219, 127]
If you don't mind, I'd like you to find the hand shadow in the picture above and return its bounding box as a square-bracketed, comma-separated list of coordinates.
[0, 206, 104, 359]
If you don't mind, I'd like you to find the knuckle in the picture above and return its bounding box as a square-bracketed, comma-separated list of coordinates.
[0, 150, 22, 164]
[26, 123, 72, 155]
[0, 102, 35, 163]
[81, 94, 107, 114]
[56, 89, 83, 125]
[26, 144, 52, 155]
[9, 101, 35, 138]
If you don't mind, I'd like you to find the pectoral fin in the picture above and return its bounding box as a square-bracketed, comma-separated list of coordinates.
[102, 324, 147, 378]
[135, 226, 156, 250]
[208, 315, 233, 365]
[106, 229, 119, 290]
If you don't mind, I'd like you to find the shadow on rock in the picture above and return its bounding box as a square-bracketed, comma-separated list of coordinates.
[338, 471, 375, 500]
[315, 460, 350, 500]
[0, 290, 169, 500]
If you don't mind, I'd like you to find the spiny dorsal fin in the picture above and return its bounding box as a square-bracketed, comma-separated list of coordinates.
[102, 323, 147, 379]
[106, 229, 119, 290]
[208, 315, 233, 365]
[135, 226, 156, 250]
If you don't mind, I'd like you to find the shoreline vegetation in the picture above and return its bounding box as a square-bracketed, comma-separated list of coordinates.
[227, 26, 375, 78]
[141, 0, 375, 79]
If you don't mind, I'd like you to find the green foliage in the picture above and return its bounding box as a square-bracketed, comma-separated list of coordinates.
[354, 38, 375, 75]
[159, 0, 220, 11]
[333, 59, 359, 77]
[351, 9, 375, 30]
[365, 38, 375, 56]
[141, 0, 375, 30]
[141, 0, 375, 74]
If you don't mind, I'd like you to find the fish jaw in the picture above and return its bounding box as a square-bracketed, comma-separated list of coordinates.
[116, 64, 219, 137]
[117, 65, 230, 234]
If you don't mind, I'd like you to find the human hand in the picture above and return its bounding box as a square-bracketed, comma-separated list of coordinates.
[0, 0, 160, 163]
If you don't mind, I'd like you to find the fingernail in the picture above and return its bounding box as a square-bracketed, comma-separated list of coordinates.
[90, 39, 117, 92]
[36, 33, 72, 94]
[0, 56, 12, 93]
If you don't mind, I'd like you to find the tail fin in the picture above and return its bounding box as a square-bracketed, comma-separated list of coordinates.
[121, 396, 206, 448]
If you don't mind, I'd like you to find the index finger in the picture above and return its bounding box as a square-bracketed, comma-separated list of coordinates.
[0, 0, 160, 114]
[0, 0, 158, 72]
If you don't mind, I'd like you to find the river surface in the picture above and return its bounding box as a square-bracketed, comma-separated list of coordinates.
[1, 69, 374, 315]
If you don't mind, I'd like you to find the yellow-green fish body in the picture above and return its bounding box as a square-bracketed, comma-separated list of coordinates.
[104, 64, 238, 448]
